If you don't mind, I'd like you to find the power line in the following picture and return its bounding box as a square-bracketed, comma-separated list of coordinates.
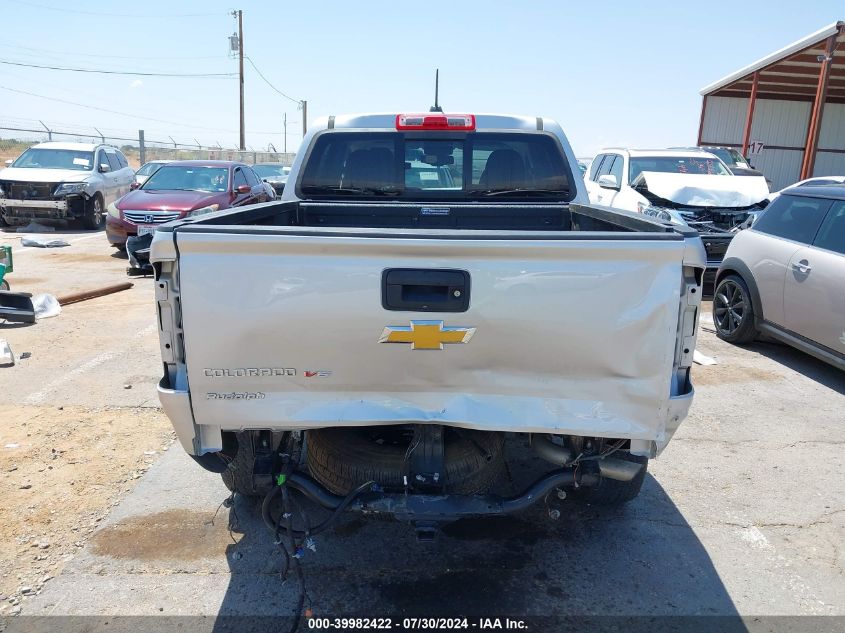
[0, 88, 303, 137]
[0, 85, 238, 133]
[245, 57, 302, 105]
[0, 41, 228, 62]
[0, 59, 236, 78]
[6, 0, 222, 18]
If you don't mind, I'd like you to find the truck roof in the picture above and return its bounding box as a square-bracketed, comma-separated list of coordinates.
[315, 113, 558, 133]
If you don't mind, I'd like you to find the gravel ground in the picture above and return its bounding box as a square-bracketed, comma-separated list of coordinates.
[1, 227, 843, 630]
[0, 227, 173, 616]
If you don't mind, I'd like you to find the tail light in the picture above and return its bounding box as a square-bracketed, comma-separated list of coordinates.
[395, 114, 475, 131]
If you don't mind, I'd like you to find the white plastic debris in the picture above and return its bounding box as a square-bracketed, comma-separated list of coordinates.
[0, 339, 13, 366]
[31, 294, 61, 319]
[21, 237, 69, 248]
[693, 350, 717, 366]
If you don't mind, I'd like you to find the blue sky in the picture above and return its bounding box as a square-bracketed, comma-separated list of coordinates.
[0, 0, 841, 156]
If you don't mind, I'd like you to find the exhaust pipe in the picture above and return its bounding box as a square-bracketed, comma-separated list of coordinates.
[530, 434, 573, 465]
[598, 458, 642, 482]
[531, 435, 643, 483]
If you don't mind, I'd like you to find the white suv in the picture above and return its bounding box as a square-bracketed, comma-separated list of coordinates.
[0, 142, 135, 229]
[585, 148, 770, 287]
[713, 183, 845, 370]
[584, 148, 734, 212]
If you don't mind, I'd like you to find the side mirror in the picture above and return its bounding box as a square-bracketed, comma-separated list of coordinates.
[235, 184, 251, 194]
[4, 159, 13, 166]
[129, 181, 141, 190]
[597, 174, 619, 190]
[99, 163, 111, 173]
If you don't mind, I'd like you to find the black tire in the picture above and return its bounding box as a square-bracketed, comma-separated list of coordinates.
[713, 274, 758, 344]
[306, 426, 505, 496]
[220, 431, 287, 497]
[573, 452, 648, 506]
[0, 279, 8, 291]
[81, 194, 105, 230]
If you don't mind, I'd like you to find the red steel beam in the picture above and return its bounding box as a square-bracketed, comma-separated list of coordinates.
[800, 32, 840, 179]
[741, 71, 760, 157]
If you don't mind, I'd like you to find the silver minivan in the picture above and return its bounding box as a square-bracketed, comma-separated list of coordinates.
[713, 183, 845, 370]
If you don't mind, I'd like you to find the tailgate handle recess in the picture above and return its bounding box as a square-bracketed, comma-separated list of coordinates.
[382, 269, 470, 312]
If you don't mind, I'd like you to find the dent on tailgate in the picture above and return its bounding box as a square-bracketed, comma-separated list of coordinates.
[173, 229, 687, 443]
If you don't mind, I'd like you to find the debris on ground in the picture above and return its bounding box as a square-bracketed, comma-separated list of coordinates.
[0, 339, 14, 366]
[20, 237, 70, 248]
[57, 282, 133, 306]
[0, 291, 36, 324]
[16, 222, 56, 233]
[31, 294, 61, 319]
[693, 350, 718, 366]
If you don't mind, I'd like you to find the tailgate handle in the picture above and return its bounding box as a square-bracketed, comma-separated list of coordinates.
[382, 269, 470, 312]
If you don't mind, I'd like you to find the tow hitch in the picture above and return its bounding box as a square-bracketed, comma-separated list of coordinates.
[261, 466, 600, 542]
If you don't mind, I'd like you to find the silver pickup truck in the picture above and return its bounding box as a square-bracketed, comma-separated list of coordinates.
[151, 113, 705, 537]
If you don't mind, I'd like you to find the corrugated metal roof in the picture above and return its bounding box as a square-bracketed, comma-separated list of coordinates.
[700, 21, 845, 98]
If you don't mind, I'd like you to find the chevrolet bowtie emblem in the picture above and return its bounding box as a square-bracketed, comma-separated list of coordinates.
[379, 320, 476, 350]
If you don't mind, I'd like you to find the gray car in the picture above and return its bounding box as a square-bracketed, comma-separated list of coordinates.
[713, 183, 845, 370]
[0, 142, 135, 229]
[251, 162, 290, 195]
[133, 160, 171, 186]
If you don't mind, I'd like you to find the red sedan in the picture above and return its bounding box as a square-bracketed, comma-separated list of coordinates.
[106, 160, 270, 249]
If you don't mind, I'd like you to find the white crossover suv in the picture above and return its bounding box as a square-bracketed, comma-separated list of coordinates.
[0, 142, 135, 229]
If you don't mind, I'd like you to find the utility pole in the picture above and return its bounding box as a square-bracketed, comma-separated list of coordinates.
[232, 9, 245, 151]
[283, 112, 287, 153]
[301, 100, 307, 138]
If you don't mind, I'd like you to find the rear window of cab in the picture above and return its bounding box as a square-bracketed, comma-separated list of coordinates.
[299, 132, 573, 201]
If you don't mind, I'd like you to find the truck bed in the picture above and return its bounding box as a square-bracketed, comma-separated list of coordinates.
[164, 199, 698, 235]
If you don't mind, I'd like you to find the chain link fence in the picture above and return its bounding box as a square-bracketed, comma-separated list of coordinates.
[0, 126, 295, 169]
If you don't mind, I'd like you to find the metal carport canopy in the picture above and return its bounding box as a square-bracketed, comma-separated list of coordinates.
[698, 21, 845, 181]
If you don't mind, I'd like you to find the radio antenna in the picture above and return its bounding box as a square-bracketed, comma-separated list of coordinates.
[430, 69, 443, 112]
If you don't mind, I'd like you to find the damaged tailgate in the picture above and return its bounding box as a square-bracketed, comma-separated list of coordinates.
[165, 226, 697, 448]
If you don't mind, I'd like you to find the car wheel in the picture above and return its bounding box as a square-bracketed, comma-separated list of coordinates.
[221, 431, 290, 497]
[81, 194, 105, 230]
[713, 274, 758, 344]
[1, 279, 9, 291]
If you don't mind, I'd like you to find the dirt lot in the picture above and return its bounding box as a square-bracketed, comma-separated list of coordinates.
[0, 227, 843, 627]
[0, 228, 172, 612]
